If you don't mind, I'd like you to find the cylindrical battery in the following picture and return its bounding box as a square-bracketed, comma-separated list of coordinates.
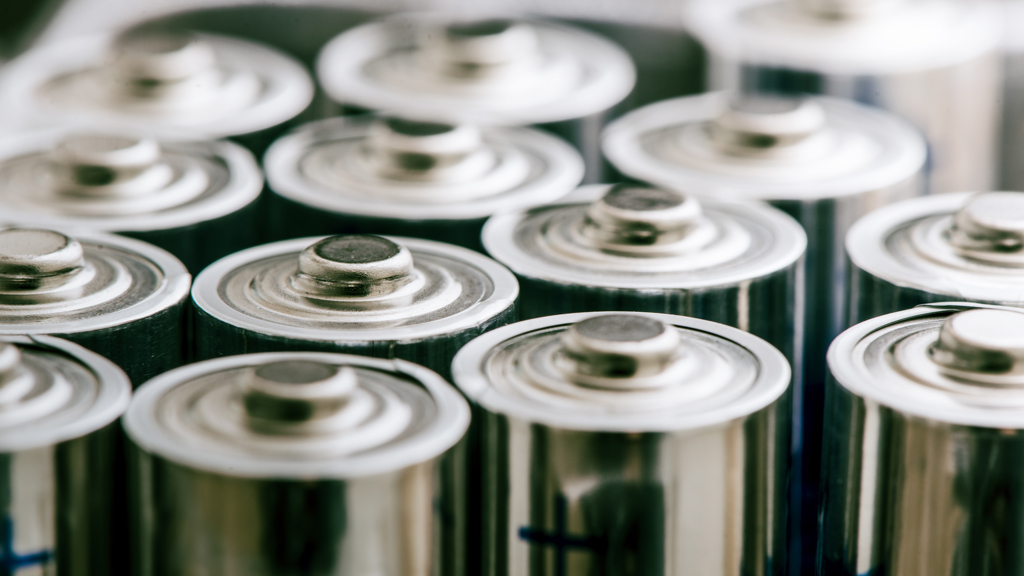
[821, 302, 1024, 575]
[0, 128, 263, 273]
[315, 15, 636, 183]
[482, 182, 806, 368]
[0, 28, 314, 156]
[0, 227, 191, 387]
[125, 352, 470, 576]
[0, 335, 131, 576]
[849, 191, 1024, 324]
[191, 234, 518, 380]
[263, 115, 584, 249]
[451, 312, 791, 576]
[602, 91, 925, 573]
[684, 0, 1001, 194]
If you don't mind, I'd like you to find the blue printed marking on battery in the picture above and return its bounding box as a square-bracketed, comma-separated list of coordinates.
[0, 517, 52, 574]
[518, 494, 601, 576]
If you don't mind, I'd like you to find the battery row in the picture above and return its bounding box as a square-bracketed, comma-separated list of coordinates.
[0, 2, 1020, 576]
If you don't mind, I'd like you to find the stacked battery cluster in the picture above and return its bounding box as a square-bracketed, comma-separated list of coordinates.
[1, 1, 1023, 576]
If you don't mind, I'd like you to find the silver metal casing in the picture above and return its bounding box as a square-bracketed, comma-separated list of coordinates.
[822, 303, 1024, 575]
[452, 311, 791, 576]
[0, 127, 264, 273]
[685, 0, 1001, 194]
[0, 31, 315, 155]
[603, 90, 925, 573]
[482, 183, 806, 366]
[1000, 1, 1024, 190]
[192, 235, 519, 379]
[315, 15, 636, 183]
[0, 228, 191, 387]
[125, 352, 470, 576]
[0, 335, 131, 576]
[848, 191, 1024, 324]
[263, 116, 584, 249]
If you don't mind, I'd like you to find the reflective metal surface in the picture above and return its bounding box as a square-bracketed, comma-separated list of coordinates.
[0, 335, 131, 576]
[192, 234, 518, 378]
[822, 303, 1024, 576]
[482, 182, 805, 369]
[452, 312, 791, 576]
[687, 0, 1002, 194]
[125, 352, 469, 576]
[0, 129, 263, 273]
[0, 30, 314, 146]
[0, 227, 190, 386]
[263, 115, 583, 248]
[848, 191, 1024, 323]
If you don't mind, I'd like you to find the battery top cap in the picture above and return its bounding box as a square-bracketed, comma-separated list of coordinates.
[794, 0, 903, 19]
[584, 184, 706, 252]
[948, 192, 1024, 264]
[243, 361, 370, 435]
[365, 116, 494, 184]
[710, 96, 827, 157]
[114, 30, 218, 83]
[0, 228, 85, 289]
[51, 134, 176, 198]
[293, 235, 417, 298]
[929, 309, 1024, 383]
[560, 315, 684, 387]
[421, 18, 540, 82]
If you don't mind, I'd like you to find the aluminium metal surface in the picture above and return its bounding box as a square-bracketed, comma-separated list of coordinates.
[191, 234, 518, 379]
[0, 335, 131, 576]
[452, 311, 791, 576]
[822, 303, 1024, 576]
[125, 351, 469, 576]
[0, 128, 263, 273]
[849, 191, 1024, 323]
[0, 227, 190, 386]
[263, 115, 583, 249]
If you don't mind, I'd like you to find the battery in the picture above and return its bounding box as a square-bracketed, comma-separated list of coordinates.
[848, 191, 1024, 325]
[0, 27, 314, 156]
[124, 351, 469, 576]
[482, 182, 805, 367]
[263, 115, 584, 249]
[192, 234, 518, 380]
[684, 0, 1001, 194]
[451, 311, 791, 575]
[315, 15, 636, 183]
[0, 334, 131, 576]
[821, 302, 1024, 575]
[0, 227, 191, 387]
[0, 128, 263, 273]
[602, 91, 925, 573]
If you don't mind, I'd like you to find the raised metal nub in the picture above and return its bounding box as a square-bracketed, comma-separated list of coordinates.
[112, 30, 218, 97]
[291, 235, 416, 298]
[930, 309, 1024, 384]
[51, 134, 173, 197]
[242, 360, 358, 434]
[793, 0, 901, 19]
[0, 344, 32, 409]
[0, 229, 85, 291]
[559, 315, 681, 389]
[584, 185, 702, 248]
[947, 192, 1024, 266]
[365, 116, 488, 181]
[710, 96, 826, 156]
[424, 19, 538, 79]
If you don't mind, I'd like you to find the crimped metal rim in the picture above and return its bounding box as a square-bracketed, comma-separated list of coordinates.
[192, 235, 519, 343]
[315, 14, 636, 125]
[0, 334, 131, 452]
[0, 228, 191, 336]
[482, 184, 806, 290]
[602, 92, 926, 201]
[264, 118, 584, 221]
[124, 351, 470, 478]
[451, 311, 790, 431]
[828, 302, 1024, 428]
[0, 32, 314, 138]
[0, 127, 263, 233]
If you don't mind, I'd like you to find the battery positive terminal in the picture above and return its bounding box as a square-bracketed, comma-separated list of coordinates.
[423, 19, 541, 82]
[929, 309, 1024, 384]
[0, 229, 86, 291]
[365, 116, 495, 183]
[710, 95, 827, 158]
[582, 184, 708, 253]
[947, 192, 1024, 265]
[290, 235, 420, 298]
[51, 134, 175, 198]
[111, 30, 224, 104]
[793, 0, 902, 20]
[243, 361, 362, 435]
